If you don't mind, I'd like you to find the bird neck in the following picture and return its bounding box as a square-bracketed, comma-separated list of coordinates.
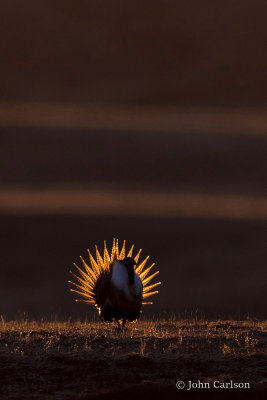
[126, 264, 135, 285]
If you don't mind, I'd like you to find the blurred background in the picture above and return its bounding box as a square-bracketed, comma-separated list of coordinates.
[0, 0, 266, 320]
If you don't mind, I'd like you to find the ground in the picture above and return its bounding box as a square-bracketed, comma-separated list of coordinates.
[0, 318, 266, 399]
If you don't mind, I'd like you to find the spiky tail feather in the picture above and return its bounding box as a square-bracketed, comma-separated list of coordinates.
[69, 238, 161, 311]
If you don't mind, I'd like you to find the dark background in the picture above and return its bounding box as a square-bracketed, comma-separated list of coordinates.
[0, 1, 266, 320]
[1, 0, 267, 106]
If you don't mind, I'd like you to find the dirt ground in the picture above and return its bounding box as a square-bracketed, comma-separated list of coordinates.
[0, 319, 266, 399]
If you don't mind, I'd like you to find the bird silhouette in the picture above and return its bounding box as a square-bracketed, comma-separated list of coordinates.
[69, 239, 160, 325]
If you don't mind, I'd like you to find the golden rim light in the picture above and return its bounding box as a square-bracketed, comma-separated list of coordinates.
[69, 238, 161, 308]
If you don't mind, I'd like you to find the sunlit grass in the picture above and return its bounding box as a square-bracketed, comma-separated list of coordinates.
[1, 316, 265, 358]
[0, 316, 266, 397]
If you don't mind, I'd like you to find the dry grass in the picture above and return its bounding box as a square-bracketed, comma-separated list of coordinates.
[0, 317, 266, 399]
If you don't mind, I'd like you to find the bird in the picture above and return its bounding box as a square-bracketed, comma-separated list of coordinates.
[68, 238, 161, 325]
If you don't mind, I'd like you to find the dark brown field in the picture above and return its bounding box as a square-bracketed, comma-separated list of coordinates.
[0, 319, 266, 399]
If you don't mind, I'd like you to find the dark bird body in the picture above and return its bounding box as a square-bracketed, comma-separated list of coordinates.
[94, 257, 143, 324]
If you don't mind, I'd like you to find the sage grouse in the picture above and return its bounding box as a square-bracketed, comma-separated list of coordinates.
[69, 239, 160, 325]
